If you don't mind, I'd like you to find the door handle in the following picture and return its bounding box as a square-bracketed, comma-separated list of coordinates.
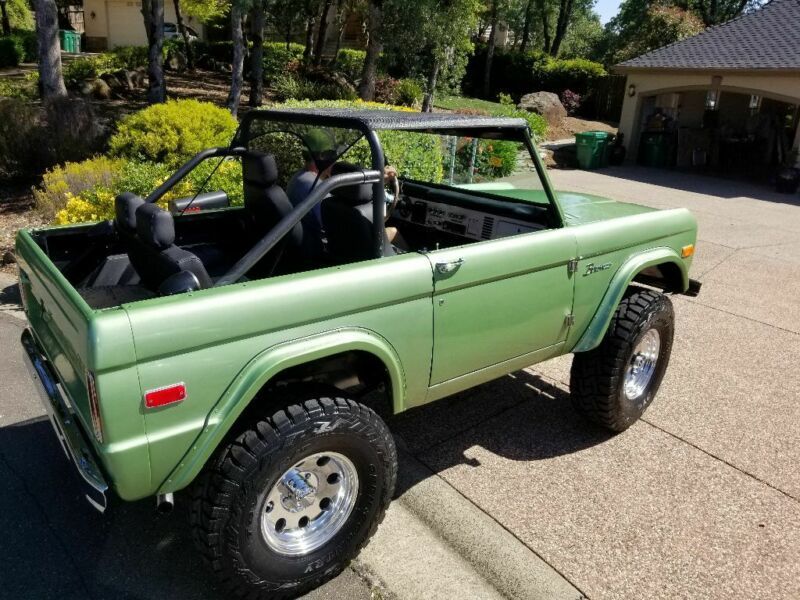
[435, 258, 465, 274]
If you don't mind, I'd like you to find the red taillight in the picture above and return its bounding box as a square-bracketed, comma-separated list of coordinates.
[86, 371, 104, 443]
[144, 383, 187, 409]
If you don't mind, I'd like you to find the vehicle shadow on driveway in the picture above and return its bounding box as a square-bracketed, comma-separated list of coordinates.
[390, 369, 613, 496]
[0, 417, 221, 600]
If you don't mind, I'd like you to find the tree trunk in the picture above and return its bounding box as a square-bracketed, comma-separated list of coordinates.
[142, 0, 166, 103]
[421, 58, 440, 113]
[249, 0, 265, 107]
[550, 0, 573, 57]
[520, 0, 534, 53]
[33, 0, 67, 100]
[1, 2, 11, 37]
[226, 3, 245, 116]
[538, 0, 551, 54]
[303, 14, 315, 63]
[357, 0, 383, 101]
[172, 0, 194, 70]
[313, 0, 334, 66]
[482, 0, 498, 99]
[333, 1, 348, 63]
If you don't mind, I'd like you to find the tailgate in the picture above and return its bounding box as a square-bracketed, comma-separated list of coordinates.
[16, 229, 95, 426]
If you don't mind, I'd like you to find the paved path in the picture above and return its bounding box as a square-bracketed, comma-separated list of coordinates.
[391, 166, 800, 599]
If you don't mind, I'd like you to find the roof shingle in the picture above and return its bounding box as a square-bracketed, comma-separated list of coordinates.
[616, 0, 800, 71]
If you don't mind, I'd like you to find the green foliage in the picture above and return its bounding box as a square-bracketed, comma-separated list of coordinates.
[333, 48, 367, 83]
[456, 139, 518, 182]
[182, 0, 229, 23]
[38, 156, 244, 225]
[62, 54, 119, 87]
[274, 99, 445, 184]
[262, 42, 305, 84]
[6, 0, 34, 30]
[396, 79, 423, 107]
[603, 3, 705, 64]
[497, 93, 514, 106]
[435, 95, 548, 141]
[109, 99, 238, 167]
[34, 157, 124, 221]
[0, 37, 22, 68]
[109, 45, 150, 70]
[465, 45, 607, 99]
[0, 72, 37, 99]
[273, 72, 357, 102]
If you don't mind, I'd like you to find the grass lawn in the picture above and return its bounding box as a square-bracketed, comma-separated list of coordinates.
[434, 95, 511, 113]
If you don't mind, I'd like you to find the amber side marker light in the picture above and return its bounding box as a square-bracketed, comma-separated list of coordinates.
[681, 244, 695, 258]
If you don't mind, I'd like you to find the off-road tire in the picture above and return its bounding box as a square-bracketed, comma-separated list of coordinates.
[190, 395, 397, 599]
[570, 289, 674, 432]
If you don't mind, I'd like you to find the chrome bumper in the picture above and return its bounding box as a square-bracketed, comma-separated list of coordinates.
[20, 328, 109, 512]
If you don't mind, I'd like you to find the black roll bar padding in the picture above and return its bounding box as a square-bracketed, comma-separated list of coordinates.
[144, 147, 249, 205]
[214, 169, 384, 287]
[364, 129, 387, 259]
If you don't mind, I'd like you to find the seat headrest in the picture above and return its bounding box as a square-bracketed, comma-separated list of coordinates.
[330, 162, 373, 206]
[242, 151, 279, 186]
[136, 203, 175, 250]
[114, 192, 144, 232]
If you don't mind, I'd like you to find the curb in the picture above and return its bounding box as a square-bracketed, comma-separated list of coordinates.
[355, 437, 584, 600]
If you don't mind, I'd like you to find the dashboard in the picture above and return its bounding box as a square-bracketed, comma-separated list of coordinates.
[393, 196, 545, 242]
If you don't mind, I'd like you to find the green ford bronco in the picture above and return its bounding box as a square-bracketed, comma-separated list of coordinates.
[17, 109, 700, 598]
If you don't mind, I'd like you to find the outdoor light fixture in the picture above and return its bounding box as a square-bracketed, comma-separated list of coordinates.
[91, 11, 96, 19]
[627, 84, 636, 97]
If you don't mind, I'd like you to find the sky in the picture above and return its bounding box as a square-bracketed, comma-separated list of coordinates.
[594, 0, 622, 24]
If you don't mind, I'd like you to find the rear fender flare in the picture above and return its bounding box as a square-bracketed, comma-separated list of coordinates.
[159, 327, 405, 494]
[571, 247, 687, 353]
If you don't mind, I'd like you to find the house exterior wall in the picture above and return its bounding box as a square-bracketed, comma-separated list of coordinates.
[84, 0, 201, 50]
[617, 70, 800, 162]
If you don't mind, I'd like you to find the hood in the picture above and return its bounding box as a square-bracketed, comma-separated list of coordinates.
[557, 191, 655, 226]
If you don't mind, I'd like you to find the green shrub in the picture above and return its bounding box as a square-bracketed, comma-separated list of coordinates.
[333, 48, 366, 83]
[6, 0, 34, 30]
[0, 37, 23, 68]
[0, 72, 37, 99]
[34, 157, 124, 221]
[464, 45, 606, 100]
[396, 79, 423, 107]
[109, 99, 238, 167]
[497, 92, 514, 106]
[273, 72, 356, 102]
[62, 54, 119, 87]
[110, 45, 149, 70]
[0, 98, 44, 177]
[455, 139, 518, 182]
[262, 42, 305, 84]
[207, 41, 233, 62]
[274, 99, 444, 184]
[438, 96, 547, 142]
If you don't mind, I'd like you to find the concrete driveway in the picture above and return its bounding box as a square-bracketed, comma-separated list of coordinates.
[391, 166, 800, 599]
[1, 166, 798, 599]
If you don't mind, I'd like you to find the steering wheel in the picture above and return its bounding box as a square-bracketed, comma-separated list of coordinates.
[385, 176, 400, 223]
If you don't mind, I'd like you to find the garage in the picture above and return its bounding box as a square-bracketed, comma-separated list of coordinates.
[614, 0, 800, 183]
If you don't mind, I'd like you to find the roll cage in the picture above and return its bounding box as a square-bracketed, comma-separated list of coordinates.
[140, 108, 559, 286]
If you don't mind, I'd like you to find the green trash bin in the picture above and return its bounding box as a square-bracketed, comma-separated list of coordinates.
[576, 131, 612, 170]
[58, 30, 81, 54]
[641, 132, 669, 168]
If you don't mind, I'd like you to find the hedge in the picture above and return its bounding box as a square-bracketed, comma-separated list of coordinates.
[0, 36, 23, 68]
[464, 45, 606, 100]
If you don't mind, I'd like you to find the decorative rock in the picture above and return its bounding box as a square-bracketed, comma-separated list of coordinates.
[166, 49, 188, 72]
[517, 91, 567, 125]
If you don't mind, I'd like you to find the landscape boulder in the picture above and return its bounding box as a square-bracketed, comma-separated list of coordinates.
[517, 91, 567, 125]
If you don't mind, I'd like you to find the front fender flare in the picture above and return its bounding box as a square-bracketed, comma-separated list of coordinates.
[571, 247, 687, 353]
[159, 327, 406, 494]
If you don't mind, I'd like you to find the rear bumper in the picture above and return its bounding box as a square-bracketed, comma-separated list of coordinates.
[20, 328, 109, 512]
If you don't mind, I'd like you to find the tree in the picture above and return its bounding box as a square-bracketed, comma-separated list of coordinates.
[1, 1, 11, 36]
[142, 0, 167, 103]
[313, 0, 335, 66]
[357, 0, 383, 100]
[173, 0, 195, 70]
[692, 0, 762, 26]
[32, 0, 67, 100]
[249, 0, 266, 107]
[482, 0, 499, 97]
[226, 1, 246, 115]
[550, 0, 575, 56]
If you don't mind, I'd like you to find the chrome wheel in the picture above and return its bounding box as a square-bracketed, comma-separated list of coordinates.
[260, 451, 359, 556]
[623, 328, 661, 401]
